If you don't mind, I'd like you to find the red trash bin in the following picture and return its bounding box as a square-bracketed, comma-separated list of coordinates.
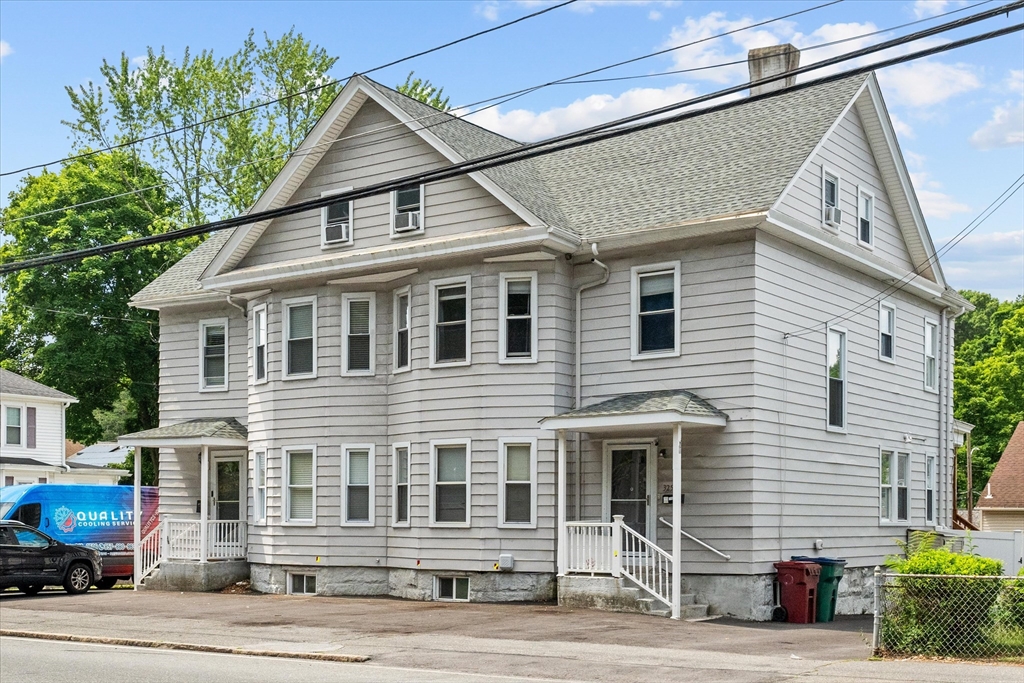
[774, 561, 821, 624]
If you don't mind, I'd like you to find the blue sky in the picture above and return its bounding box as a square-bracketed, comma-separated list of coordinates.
[0, 0, 1021, 299]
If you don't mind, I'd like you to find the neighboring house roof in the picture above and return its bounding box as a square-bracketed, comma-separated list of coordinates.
[66, 460, 126, 472]
[977, 422, 1024, 510]
[119, 418, 248, 447]
[68, 442, 129, 468]
[0, 456, 56, 468]
[65, 440, 85, 458]
[132, 72, 870, 305]
[0, 368, 77, 402]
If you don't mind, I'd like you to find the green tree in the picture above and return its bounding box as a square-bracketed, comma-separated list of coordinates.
[397, 71, 451, 111]
[0, 152, 193, 446]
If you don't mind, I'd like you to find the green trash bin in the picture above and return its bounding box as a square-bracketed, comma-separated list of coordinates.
[792, 556, 847, 622]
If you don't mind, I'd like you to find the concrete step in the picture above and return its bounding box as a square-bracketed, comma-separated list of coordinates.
[637, 597, 710, 619]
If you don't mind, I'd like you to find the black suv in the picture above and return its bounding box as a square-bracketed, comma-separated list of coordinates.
[0, 520, 103, 595]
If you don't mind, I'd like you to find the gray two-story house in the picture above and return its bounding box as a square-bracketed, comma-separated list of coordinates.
[120, 46, 970, 620]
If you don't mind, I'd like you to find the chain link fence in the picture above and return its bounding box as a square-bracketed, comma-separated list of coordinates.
[874, 571, 1024, 661]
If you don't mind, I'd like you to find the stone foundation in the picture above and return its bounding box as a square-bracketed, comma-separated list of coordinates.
[250, 563, 556, 602]
[834, 566, 876, 616]
[143, 560, 249, 592]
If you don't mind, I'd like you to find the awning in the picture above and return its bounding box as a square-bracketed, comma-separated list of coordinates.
[118, 418, 248, 448]
[540, 389, 727, 434]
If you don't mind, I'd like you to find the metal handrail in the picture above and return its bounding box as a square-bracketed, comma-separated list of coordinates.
[658, 517, 731, 560]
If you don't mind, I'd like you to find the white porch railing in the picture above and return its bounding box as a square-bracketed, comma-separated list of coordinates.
[619, 521, 673, 606]
[160, 519, 247, 562]
[138, 524, 162, 582]
[565, 521, 615, 574]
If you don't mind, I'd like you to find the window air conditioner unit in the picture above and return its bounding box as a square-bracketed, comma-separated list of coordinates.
[394, 210, 421, 233]
[324, 220, 350, 243]
[825, 206, 843, 226]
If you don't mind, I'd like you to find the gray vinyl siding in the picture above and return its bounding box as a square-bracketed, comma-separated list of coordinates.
[775, 105, 915, 272]
[236, 100, 524, 270]
[749, 231, 943, 571]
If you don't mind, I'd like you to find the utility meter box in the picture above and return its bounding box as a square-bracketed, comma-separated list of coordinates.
[498, 553, 514, 571]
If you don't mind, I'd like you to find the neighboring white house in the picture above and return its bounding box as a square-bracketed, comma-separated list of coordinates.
[120, 46, 972, 619]
[1, 369, 125, 486]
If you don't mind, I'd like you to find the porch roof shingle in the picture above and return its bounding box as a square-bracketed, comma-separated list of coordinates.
[118, 418, 248, 447]
[541, 389, 727, 432]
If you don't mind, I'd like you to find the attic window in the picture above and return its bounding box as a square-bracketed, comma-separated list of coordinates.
[321, 188, 353, 247]
[858, 189, 874, 246]
[392, 185, 423, 236]
[823, 170, 841, 228]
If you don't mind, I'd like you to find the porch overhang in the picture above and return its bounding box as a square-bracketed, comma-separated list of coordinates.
[117, 418, 248, 448]
[540, 390, 727, 435]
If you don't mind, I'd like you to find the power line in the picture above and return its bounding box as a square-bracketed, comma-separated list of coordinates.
[0, 0, 968, 228]
[1, 5, 1021, 275]
[0, 0, 579, 178]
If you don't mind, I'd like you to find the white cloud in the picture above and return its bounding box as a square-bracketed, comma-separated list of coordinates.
[466, 82, 700, 141]
[889, 111, 915, 139]
[912, 1, 969, 20]
[474, 1, 500, 21]
[0, 40, 12, 63]
[970, 102, 1024, 149]
[649, 10, 662, 21]
[1005, 69, 1023, 95]
[904, 150, 926, 168]
[876, 61, 980, 108]
[911, 171, 971, 219]
[477, 0, 677, 20]
[939, 230, 1024, 300]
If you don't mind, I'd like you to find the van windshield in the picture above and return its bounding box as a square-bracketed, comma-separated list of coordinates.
[0, 501, 13, 518]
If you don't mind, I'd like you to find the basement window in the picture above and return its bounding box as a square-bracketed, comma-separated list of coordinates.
[435, 576, 469, 601]
[289, 573, 317, 595]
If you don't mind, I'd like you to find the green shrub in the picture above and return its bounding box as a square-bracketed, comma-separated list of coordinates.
[996, 568, 1024, 630]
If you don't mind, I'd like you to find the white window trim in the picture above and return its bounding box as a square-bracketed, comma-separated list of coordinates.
[341, 443, 375, 526]
[434, 575, 470, 602]
[857, 186, 875, 249]
[630, 261, 681, 361]
[389, 183, 426, 238]
[321, 187, 354, 249]
[341, 292, 376, 376]
[825, 325, 848, 433]
[428, 275, 472, 369]
[252, 449, 267, 525]
[287, 572, 317, 595]
[923, 318, 939, 393]
[497, 437, 538, 529]
[282, 445, 317, 526]
[393, 286, 412, 374]
[878, 301, 896, 364]
[391, 441, 411, 528]
[199, 318, 229, 392]
[282, 296, 318, 380]
[822, 166, 842, 230]
[2, 404, 25, 448]
[252, 304, 268, 385]
[429, 438, 471, 528]
[879, 448, 912, 526]
[498, 272, 539, 364]
[925, 452, 938, 526]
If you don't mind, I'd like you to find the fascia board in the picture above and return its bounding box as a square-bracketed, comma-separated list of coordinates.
[116, 436, 247, 448]
[0, 392, 78, 405]
[540, 410, 727, 432]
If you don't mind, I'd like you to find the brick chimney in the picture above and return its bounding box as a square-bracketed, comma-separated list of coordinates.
[748, 44, 800, 96]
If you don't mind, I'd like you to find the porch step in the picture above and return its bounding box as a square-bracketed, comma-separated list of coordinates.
[636, 596, 710, 619]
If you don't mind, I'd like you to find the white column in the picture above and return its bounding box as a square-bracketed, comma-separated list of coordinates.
[200, 445, 209, 563]
[671, 424, 682, 620]
[132, 446, 141, 589]
[557, 430, 567, 576]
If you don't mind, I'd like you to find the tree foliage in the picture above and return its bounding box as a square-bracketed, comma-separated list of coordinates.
[0, 152, 192, 443]
[954, 290, 1024, 500]
[397, 72, 451, 111]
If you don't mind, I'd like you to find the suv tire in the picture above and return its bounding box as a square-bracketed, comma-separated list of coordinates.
[17, 585, 42, 596]
[64, 563, 93, 595]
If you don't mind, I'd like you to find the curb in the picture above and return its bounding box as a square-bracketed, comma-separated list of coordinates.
[0, 629, 370, 663]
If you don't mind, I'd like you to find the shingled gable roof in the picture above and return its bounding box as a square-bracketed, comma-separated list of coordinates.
[132, 72, 880, 305]
[977, 422, 1024, 510]
[0, 368, 77, 402]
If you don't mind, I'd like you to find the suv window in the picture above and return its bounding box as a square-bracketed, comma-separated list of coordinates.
[12, 503, 41, 528]
[0, 527, 16, 545]
[11, 526, 50, 548]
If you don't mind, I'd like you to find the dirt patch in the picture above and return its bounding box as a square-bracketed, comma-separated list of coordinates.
[220, 580, 254, 595]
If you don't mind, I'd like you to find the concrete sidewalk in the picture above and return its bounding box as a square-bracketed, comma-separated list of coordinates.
[0, 590, 1020, 682]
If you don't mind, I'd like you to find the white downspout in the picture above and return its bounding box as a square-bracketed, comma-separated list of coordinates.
[574, 244, 609, 521]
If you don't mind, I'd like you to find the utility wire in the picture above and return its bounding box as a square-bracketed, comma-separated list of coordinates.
[0, 0, 578, 178]
[784, 174, 1024, 339]
[0, 0, 968, 228]
[1, 3, 1021, 275]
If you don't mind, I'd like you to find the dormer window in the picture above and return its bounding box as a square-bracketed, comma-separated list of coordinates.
[321, 188, 353, 248]
[392, 185, 424, 236]
[822, 169, 841, 228]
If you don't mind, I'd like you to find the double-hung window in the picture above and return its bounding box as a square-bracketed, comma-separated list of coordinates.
[200, 319, 228, 390]
[430, 277, 471, 367]
[343, 445, 374, 525]
[858, 188, 874, 246]
[4, 406, 22, 446]
[499, 438, 536, 528]
[822, 168, 841, 227]
[391, 184, 423, 235]
[394, 288, 411, 372]
[879, 302, 895, 362]
[284, 298, 316, 379]
[253, 450, 267, 524]
[392, 443, 410, 526]
[253, 305, 267, 383]
[321, 188, 354, 248]
[631, 263, 680, 359]
[880, 450, 909, 523]
[499, 272, 537, 363]
[826, 327, 847, 430]
[925, 454, 937, 525]
[924, 320, 938, 392]
[430, 440, 470, 526]
[342, 293, 375, 375]
[284, 447, 316, 524]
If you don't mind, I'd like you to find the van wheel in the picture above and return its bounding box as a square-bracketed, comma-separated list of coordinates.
[18, 585, 42, 596]
[94, 577, 118, 590]
[64, 563, 93, 595]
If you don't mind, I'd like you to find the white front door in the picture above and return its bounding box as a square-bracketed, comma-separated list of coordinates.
[212, 457, 242, 521]
[603, 443, 656, 541]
